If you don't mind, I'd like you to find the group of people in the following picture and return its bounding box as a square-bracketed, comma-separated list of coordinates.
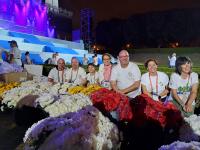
[0, 40, 32, 66]
[48, 50, 199, 117]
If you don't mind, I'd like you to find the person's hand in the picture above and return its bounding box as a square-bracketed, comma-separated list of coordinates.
[116, 89, 125, 95]
[184, 103, 193, 112]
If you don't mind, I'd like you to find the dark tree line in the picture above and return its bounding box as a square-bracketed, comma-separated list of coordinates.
[95, 8, 200, 55]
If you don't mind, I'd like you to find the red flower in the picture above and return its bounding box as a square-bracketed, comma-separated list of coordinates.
[90, 89, 133, 121]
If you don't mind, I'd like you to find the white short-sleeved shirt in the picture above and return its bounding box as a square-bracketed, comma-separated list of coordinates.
[93, 56, 98, 66]
[98, 64, 105, 83]
[11, 47, 21, 59]
[48, 67, 68, 83]
[141, 71, 169, 101]
[48, 58, 57, 65]
[110, 62, 141, 98]
[66, 67, 86, 85]
[10, 47, 22, 65]
[169, 72, 199, 104]
[169, 56, 176, 67]
[86, 72, 99, 84]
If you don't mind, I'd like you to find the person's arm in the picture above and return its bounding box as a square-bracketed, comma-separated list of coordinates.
[110, 80, 124, 94]
[141, 84, 152, 98]
[48, 69, 56, 84]
[185, 83, 199, 112]
[120, 80, 140, 94]
[159, 86, 169, 97]
[171, 89, 185, 107]
[80, 69, 87, 86]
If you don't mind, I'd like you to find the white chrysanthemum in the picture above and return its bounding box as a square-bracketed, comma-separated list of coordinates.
[1, 86, 43, 109]
[43, 93, 92, 117]
[35, 93, 56, 108]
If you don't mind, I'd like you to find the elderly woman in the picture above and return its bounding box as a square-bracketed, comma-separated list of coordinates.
[99, 53, 113, 89]
[141, 59, 169, 101]
[169, 56, 199, 117]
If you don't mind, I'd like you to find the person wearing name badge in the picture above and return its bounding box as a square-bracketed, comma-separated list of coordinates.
[141, 59, 169, 102]
[99, 53, 113, 89]
[110, 50, 141, 98]
[66, 57, 87, 86]
[86, 63, 99, 86]
[169, 56, 199, 117]
[48, 58, 68, 84]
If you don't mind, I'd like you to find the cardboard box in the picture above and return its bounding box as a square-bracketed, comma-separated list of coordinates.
[0, 72, 30, 83]
[24, 65, 43, 76]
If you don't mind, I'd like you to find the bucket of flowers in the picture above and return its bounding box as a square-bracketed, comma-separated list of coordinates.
[90, 88, 133, 122]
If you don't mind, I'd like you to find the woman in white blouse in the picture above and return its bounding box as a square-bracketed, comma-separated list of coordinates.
[141, 59, 169, 101]
[98, 53, 112, 89]
[169, 56, 199, 117]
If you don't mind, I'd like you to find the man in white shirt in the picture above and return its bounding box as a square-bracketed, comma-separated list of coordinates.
[66, 57, 87, 86]
[48, 58, 68, 84]
[110, 50, 141, 98]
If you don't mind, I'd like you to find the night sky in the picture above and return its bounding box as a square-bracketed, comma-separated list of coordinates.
[59, 0, 200, 28]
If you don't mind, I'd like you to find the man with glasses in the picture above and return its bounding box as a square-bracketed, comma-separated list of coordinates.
[110, 50, 141, 98]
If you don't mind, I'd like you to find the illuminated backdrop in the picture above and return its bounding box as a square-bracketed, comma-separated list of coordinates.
[0, 0, 54, 37]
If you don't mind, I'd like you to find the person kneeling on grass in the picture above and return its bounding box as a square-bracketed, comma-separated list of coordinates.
[86, 63, 99, 86]
[169, 56, 199, 117]
[141, 59, 169, 102]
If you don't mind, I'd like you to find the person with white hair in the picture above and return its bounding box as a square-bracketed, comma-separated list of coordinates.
[168, 53, 176, 68]
[65, 57, 87, 86]
[110, 50, 141, 98]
